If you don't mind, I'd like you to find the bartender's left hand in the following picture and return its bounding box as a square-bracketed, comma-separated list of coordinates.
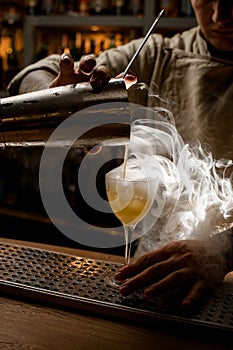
[49, 53, 111, 91]
[114, 239, 227, 310]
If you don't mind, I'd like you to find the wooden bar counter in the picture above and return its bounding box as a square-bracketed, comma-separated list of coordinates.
[0, 238, 232, 350]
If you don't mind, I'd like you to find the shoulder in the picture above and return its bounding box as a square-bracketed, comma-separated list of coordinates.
[139, 26, 200, 54]
[166, 27, 200, 51]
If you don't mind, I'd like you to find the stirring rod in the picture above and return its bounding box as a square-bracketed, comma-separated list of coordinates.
[122, 9, 165, 79]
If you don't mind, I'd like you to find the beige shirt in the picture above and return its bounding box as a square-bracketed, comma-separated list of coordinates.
[96, 27, 233, 161]
[8, 26, 233, 160]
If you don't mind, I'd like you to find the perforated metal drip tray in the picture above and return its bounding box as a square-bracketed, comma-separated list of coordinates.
[1, 241, 233, 334]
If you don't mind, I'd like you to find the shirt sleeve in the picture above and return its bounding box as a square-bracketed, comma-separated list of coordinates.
[95, 35, 161, 85]
[7, 54, 61, 96]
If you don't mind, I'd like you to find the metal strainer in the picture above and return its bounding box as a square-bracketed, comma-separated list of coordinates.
[1, 241, 233, 334]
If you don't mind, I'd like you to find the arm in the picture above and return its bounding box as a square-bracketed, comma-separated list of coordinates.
[8, 34, 160, 95]
[115, 227, 233, 310]
[7, 53, 111, 95]
[7, 54, 61, 95]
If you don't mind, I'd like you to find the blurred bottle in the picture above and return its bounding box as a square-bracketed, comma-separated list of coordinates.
[15, 28, 25, 69]
[6, 36, 19, 82]
[128, 0, 143, 16]
[178, 0, 194, 17]
[89, 0, 109, 15]
[111, 0, 126, 16]
[77, 0, 90, 15]
[41, 0, 54, 15]
[0, 10, 4, 90]
[0, 10, 3, 29]
[160, 0, 178, 17]
[80, 38, 87, 55]
[34, 34, 49, 61]
[61, 33, 70, 54]
[53, 0, 66, 14]
[90, 39, 96, 54]
[0, 54, 3, 90]
[108, 33, 115, 48]
[24, 0, 40, 16]
[3, 6, 22, 27]
[67, 0, 76, 15]
[114, 32, 123, 47]
[97, 39, 105, 55]
[70, 32, 83, 60]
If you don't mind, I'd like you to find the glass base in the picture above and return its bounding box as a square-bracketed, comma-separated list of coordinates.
[105, 275, 126, 288]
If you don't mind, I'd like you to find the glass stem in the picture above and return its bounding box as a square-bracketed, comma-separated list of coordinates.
[124, 225, 134, 265]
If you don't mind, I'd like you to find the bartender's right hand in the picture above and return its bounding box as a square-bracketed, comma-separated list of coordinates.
[49, 53, 111, 91]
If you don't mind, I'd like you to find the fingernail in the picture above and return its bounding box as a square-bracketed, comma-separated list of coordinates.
[182, 298, 191, 309]
[91, 79, 103, 92]
[61, 54, 73, 66]
[61, 53, 72, 60]
[144, 288, 153, 298]
[118, 284, 130, 296]
[84, 56, 96, 70]
[124, 74, 137, 81]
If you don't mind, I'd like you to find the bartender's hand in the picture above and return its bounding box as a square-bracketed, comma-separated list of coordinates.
[49, 53, 111, 91]
[115, 239, 227, 310]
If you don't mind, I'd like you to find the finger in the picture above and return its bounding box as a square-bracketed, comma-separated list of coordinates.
[118, 252, 194, 296]
[115, 247, 175, 281]
[90, 66, 111, 92]
[79, 55, 96, 74]
[124, 73, 138, 89]
[182, 280, 206, 310]
[118, 254, 191, 296]
[114, 72, 137, 89]
[118, 261, 167, 296]
[114, 256, 151, 281]
[144, 267, 192, 298]
[59, 53, 74, 75]
[115, 257, 156, 281]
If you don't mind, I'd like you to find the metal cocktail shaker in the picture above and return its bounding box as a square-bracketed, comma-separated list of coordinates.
[0, 78, 129, 144]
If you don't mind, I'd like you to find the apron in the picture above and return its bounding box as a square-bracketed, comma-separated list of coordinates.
[148, 48, 233, 161]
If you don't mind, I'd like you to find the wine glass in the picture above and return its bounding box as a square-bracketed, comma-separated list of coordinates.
[105, 165, 156, 286]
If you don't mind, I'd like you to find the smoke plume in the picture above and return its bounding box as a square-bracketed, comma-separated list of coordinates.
[115, 104, 233, 256]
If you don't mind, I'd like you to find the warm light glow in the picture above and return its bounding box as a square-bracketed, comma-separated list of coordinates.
[6, 47, 13, 54]
[90, 26, 100, 32]
[69, 258, 103, 277]
[0, 35, 12, 70]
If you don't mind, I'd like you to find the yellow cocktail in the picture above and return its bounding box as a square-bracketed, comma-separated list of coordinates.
[106, 168, 156, 266]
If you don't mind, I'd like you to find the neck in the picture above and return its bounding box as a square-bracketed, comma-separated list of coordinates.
[208, 44, 233, 61]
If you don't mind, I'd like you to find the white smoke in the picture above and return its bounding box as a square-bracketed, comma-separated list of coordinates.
[114, 105, 233, 256]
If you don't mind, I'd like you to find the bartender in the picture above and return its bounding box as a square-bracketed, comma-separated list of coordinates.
[7, 0, 233, 309]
